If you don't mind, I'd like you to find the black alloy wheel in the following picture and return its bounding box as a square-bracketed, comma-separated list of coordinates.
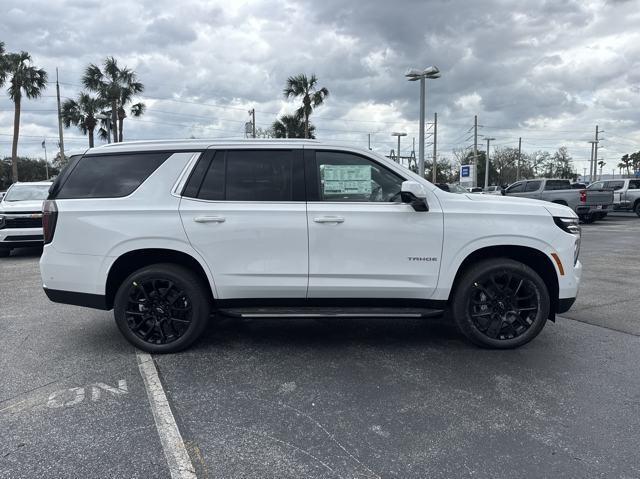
[468, 272, 539, 341]
[451, 259, 550, 349]
[114, 264, 210, 353]
[124, 278, 193, 345]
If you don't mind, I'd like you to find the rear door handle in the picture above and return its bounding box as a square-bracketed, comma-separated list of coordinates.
[313, 216, 345, 224]
[194, 216, 226, 223]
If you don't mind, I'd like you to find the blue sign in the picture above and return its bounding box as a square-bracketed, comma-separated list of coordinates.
[461, 165, 470, 177]
[635, 171, 640, 178]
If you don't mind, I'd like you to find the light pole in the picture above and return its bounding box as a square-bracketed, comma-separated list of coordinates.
[484, 137, 495, 189]
[41, 139, 49, 180]
[96, 112, 112, 144]
[405, 66, 441, 178]
[391, 132, 407, 163]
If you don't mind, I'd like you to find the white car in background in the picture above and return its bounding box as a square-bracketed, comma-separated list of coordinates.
[0, 181, 52, 257]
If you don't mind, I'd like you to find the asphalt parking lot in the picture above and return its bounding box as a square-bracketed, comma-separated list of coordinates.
[1, 213, 639, 479]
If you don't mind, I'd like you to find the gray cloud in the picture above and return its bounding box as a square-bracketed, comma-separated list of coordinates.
[0, 0, 639, 171]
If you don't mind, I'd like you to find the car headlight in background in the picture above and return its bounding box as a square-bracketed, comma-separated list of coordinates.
[554, 217, 581, 264]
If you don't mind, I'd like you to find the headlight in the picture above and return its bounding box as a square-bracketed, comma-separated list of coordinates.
[554, 217, 581, 264]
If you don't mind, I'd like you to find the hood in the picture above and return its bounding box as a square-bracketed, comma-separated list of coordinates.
[0, 199, 45, 213]
[463, 192, 577, 218]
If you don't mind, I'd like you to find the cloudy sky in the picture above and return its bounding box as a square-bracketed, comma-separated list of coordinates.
[1, 0, 639, 177]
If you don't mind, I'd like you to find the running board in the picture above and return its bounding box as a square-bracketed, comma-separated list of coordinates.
[216, 307, 444, 319]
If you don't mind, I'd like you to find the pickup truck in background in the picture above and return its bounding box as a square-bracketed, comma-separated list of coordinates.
[588, 178, 640, 217]
[503, 178, 613, 223]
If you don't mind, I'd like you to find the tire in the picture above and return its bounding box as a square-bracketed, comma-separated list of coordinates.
[113, 263, 211, 353]
[635, 202, 640, 218]
[579, 214, 596, 224]
[450, 258, 550, 349]
[0, 248, 10, 258]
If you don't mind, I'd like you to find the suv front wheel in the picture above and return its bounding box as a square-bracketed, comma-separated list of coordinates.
[450, 259, 549, 349]
[114, 264, 211, 353]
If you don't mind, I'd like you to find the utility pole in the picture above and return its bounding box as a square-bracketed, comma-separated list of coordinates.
[419, 77, 425, 176]
[593, 125, 599, 181]
[248, 109, 256, 138]
[484, 137, 495, 189]
[56, 68, 65, 163]
[516, 137, 522, 181]
[473, 115, 478, 187]
[368, 133, 371, 150]
[588, 142, 595, 182]
[432, 112, 438, 183]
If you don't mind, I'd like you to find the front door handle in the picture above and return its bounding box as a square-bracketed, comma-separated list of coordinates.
[194, 216, 226, 223]
[313, 216, 345, 224]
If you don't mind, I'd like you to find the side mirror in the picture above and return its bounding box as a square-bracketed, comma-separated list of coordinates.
[401, 181, 429, 212]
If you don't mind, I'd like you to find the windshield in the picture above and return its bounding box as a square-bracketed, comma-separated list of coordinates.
[3, 184, 51, 202]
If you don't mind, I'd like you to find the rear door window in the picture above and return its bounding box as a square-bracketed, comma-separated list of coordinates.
[606, 181, 624, 190]
[629, 180, 640, 190]
[525, 181, 541, 192]
[544, 180, 569, 191]
[56, 152, 171, 199]
[186, 149, 301, 202]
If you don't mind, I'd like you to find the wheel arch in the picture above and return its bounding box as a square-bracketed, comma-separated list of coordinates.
[105, 248, 215, 310]
[448, 245, 560, 321]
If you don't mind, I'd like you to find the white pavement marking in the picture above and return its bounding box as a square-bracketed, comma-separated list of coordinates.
[136, 350, 198, 479]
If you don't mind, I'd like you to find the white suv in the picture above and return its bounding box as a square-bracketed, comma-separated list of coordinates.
[40, 140, 582, 352]
[0, 181, 52, 256]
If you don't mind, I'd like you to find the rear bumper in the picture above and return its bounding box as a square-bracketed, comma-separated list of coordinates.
[575, 204, 610, 215]
[43, 287, 109, 310]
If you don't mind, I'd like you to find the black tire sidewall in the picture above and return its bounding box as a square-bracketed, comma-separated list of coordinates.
[451, 259, 550, 349]
[114, 264, 210, 353]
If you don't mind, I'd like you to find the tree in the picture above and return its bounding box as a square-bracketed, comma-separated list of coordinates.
[61, 92, 104, 148]
[272, 113, 315, 138]
[597, 160, 606, 180]
[545, 146, 574, 179]
[618, 154, 632, 177]
[4, 50, 47, 183]
[1, 157, 59, 190]
[82, 57, 145, 143]
[283, 74, 328, 139]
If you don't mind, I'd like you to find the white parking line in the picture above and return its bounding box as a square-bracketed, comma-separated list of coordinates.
[136, 350, 198, 479]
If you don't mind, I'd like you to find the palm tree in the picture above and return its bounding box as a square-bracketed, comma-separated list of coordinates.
[272, 113, 315, 138]
[61, 93, 104, 148]
[283, 74, 328, 139]
[618, 154, 632, 177]
[117, 86, 145, 142]
[82, 57, 145, 143]
[597, 160, 606, 180]
[5, 51, 47, 182]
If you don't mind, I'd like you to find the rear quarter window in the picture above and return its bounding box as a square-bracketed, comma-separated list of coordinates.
[544, 180, 570, 191]
[55, 152, 171, 199]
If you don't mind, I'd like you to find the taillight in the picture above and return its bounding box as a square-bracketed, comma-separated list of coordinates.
[579, 190, 587, 203]
[42, 199, 58, 245]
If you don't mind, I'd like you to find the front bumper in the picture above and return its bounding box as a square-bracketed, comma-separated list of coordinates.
[0, 226, 44, 249]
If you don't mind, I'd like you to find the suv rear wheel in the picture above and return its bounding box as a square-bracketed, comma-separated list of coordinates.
[450, 259, 549, 349]
[0, 248, 10, 258]
[113, 264, 211, 353]
[635, 201, 640, 218]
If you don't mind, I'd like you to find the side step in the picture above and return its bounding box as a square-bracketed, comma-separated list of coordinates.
[217, 306, 444, 319]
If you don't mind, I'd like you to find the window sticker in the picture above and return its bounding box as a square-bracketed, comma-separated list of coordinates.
[321, 164, 372, 196]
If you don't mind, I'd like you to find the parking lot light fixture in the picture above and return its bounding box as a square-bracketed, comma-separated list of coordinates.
[391, 132, 407, 163]
[405, 66, 441, 177]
